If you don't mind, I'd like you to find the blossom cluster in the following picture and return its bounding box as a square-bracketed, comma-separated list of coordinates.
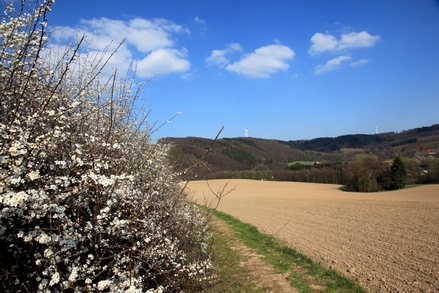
[0, 1, 213, 292]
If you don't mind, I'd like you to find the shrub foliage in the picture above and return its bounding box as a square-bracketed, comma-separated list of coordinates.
[0, 1, 212, 292]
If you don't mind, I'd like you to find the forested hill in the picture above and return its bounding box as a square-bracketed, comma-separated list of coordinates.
[161, 124, 439, 178]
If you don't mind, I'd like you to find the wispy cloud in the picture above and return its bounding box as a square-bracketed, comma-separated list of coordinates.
[193, 16, 205, 24]
[350, 59, 369, 67]
[313, 55, 352, 75]
[181, 69, 199, 80]
[205, 43, 243, 67]
[309, 31, 380, 56]
[51, 17, 191, 78]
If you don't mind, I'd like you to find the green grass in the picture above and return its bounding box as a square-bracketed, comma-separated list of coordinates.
[207, 218, 265, 293]
[210, 209, 368, 293]
[403, 184, 423, 189]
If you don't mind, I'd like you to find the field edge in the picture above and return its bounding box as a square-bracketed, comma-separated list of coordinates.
[210, 208, 368, 293]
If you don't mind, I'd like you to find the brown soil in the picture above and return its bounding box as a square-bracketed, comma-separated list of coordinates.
[186, 179, 439, 293]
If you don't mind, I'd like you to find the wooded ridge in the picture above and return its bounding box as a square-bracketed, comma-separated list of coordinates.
[162, 124, 439, 185]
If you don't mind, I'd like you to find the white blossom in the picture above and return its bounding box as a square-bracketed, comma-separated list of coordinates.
[38, 233, 51, 244]
[97, 280, 112, 290]
[68, 267, 78, 282]
[26, 170, 40, 181]
[49, 272, 60, 286]
[2, 191, 29, 206]
[0, 1, 213, 291]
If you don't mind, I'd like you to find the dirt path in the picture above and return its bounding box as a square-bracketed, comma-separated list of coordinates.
[187, 179, 439, 293]
[211, 217, 299, 292]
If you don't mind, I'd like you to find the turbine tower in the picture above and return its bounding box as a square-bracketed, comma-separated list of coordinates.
[243, 127, 249, 138]
[375, 126, 378, 135]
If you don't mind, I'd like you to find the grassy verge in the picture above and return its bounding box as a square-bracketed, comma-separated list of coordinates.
[404, 184, 423, 189]
[207, 217, 264, 293]
[210, 209, 368, 293]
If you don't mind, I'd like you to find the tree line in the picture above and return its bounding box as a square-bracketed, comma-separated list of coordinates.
[205, 155, 439, 192]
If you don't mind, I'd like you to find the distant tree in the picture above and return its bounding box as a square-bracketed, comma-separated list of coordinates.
[346, 155, 384, 192]
[234, 170, 242, 179]
[378, 169, 393, 190]
[433, 158, 439, 183]
[390, 156, 407, 189]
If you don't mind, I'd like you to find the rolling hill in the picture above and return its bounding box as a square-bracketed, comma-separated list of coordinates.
[161, 124, 439, 180]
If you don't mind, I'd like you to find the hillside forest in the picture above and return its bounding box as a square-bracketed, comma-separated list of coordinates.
[163, 124, 439, 192]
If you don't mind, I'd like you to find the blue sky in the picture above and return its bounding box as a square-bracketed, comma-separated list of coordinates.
[47, 0, 439, 141]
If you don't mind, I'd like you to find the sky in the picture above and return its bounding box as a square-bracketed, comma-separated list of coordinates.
[45, 0, 439, 141]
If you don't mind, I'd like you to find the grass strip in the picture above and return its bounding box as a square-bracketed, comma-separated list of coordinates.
[207, 217, 265, 293]
[404, 184, 423, 189]
[211, 209, 368, 293]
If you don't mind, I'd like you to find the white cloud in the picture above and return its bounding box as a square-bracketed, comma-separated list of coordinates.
[51, 17, 191, 78]
[137, 48, 190, 77]
[350, 59, 369, 67]
[309, 33, 338, 55]
[313, 55, 351, 75]
[309, 31, 380, 55]
[226, 45, 295, 78]
[205, 50, 230, 67]
[205, 43, 243, 67]
[339, 31, 380, 49]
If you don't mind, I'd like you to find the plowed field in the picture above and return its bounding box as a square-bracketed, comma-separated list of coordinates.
[186, 179, 439, 293]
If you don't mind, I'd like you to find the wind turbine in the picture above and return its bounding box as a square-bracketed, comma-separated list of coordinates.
[375, 126, 378, 135]
[243, 127, 249, 138]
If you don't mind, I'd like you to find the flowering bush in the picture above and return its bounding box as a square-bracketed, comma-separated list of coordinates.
[0, 1, 213, 292]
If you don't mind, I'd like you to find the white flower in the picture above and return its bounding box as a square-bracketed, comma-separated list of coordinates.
[38, 279, 48, 290]
[8, 141, 27, 156]
[26, 170, 40, 181]
[98, 177, 114, 187]
[100, 207, 110, 214]
[9, 178, 21, 185]
[97, 280, 112, 290]
[54, 160, 66, 168]
[68, 267, 78, 282]
[2, 191, 29, 206]
[23, 235, 33, 242]
[37, 233, 51, 244]
[49, 272, 60, 286]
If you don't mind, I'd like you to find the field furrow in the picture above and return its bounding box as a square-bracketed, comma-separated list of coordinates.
[187, 179, 439, 293]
